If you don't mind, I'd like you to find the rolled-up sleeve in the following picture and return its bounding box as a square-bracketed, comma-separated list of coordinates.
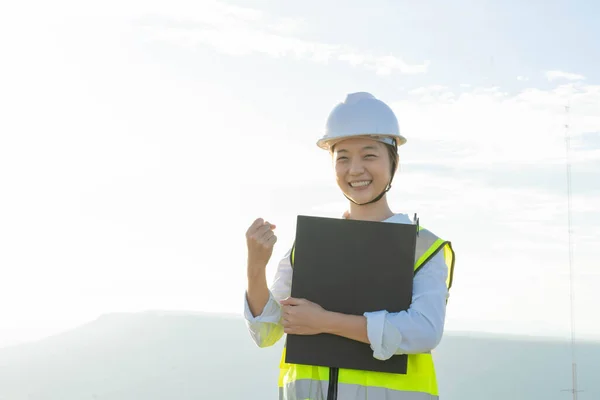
[243, 249, 293, 348]
[364, 250, 449, 360]
[244, 291, 284, 348]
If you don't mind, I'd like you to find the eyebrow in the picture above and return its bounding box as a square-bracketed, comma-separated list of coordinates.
[336, 146, 379, 153]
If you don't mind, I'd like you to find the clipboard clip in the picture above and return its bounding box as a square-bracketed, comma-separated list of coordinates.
[413, 213, 419, 236]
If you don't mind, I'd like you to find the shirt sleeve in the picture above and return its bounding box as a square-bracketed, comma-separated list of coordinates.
[364, 249, 449, 360]
[243, 248, 293, 348]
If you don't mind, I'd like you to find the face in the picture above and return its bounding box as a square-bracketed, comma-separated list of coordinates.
[332, 137, 393, 204]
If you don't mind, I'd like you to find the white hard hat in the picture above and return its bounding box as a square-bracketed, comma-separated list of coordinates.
[316, 92, 407, 151]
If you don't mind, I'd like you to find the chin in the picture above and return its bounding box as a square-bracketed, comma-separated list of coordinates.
[346, 190, 375, 204]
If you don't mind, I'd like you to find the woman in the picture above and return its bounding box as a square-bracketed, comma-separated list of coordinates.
[244, 92, 455, 400]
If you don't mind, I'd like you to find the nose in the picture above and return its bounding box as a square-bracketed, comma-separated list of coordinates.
[349, 158, 365, 175]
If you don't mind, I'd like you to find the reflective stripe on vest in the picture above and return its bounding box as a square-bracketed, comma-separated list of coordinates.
[282, 225, 455, 400]
[278, 347, 440, 400]
[279, 379, 439, 400]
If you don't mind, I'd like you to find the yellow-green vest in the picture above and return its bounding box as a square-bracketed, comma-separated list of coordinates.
[279, 225, 455, 400]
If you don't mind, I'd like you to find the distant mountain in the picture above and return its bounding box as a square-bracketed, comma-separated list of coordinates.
[0, 311, 597, 400]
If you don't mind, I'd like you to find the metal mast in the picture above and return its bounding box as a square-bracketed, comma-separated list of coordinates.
[560, 103, 582, 399]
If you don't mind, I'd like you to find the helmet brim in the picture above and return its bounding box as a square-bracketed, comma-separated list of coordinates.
[316, 134, 407, 151]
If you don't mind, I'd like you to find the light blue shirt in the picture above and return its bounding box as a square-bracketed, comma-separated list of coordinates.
[244, 213, 449, 360]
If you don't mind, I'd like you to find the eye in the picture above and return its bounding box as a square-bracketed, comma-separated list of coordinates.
[337, 156, 348, 161]
[365, 154, 377, 159]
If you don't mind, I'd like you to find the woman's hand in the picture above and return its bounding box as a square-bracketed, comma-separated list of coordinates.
[246, 218, 277, 275]
[280, 297, 330, 335]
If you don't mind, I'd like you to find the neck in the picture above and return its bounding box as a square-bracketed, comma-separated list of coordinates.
[346, 198, 394, 222]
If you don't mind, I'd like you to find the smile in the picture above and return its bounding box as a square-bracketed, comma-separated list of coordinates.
[349, 180, 372, 188]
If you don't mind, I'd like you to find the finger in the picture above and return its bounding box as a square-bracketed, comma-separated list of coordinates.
[263, 234, 277, 247]
[284, 325, 295, 334]
[281, 297, 302, 306]
[254, 233, 276, 250]
[252, 225, 270, 239]
[264, 221, 276, 230]
[252, 223, 273, 239]
[285, 326, 307, 335]
[251, 218, 264, 230]
[256, 220, 276, 234]
[246, 218, 264, 236]
[262, 221, 276, 235]
[283, 319, 296, 329]
[259, 228, 275, 241]
[280, 297, 292, 306]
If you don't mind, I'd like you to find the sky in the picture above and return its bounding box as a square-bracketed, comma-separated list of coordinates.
[0, 0, 599, 348]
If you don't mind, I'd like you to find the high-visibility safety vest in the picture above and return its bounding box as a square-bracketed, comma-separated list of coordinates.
[279, 225, 455, 400]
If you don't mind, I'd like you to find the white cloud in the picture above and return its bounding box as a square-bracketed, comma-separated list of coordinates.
[545, 70, 585, 81]
[386, 82, 599, 337]
[394, 82, 600, 166]
[5, 0, 427, 79]
[410, 85, 448, 95]
[517, 75, 529, 81]
[139, 2, 429, 75]
[267, 16, 307, 35]
[368, 55, 429, 75]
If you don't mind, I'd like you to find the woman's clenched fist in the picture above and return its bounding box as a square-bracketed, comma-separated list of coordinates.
[246, 218, 277, 273]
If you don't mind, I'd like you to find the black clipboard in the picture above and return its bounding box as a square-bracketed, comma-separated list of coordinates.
[285, 215, 417, 374]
